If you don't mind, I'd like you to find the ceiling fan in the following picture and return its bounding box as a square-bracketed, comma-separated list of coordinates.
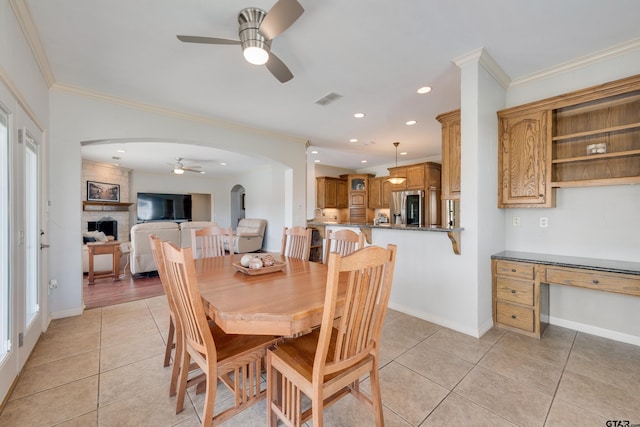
[171, 158, 205, 175]
[177, 0, 304, 83]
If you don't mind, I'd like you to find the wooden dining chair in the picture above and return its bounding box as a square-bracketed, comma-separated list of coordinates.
[266, 244, 397, 427]
[191, 226, 234, 258]
[160, 240, 278, 427]
[149, 235, 180, 394]
[322, 229, 365, 264]
[280, 226, 312, 261]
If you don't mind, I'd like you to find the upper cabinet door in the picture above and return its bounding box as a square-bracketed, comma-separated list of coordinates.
[437, 110, 461, 199]
[498, 109, 554, 208]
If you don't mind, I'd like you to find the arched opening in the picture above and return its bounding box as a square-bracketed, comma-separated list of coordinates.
[230, 184, 246, 229]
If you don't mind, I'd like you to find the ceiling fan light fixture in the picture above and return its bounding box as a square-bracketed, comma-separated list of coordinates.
[173, 166, 185, 174]
[243, 46, 269, 65]
[386, 142, 406, 185]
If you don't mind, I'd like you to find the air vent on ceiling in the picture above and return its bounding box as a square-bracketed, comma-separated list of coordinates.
[315, 92, 343, 106]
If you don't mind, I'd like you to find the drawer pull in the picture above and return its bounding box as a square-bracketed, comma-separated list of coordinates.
[592, 279, 599, 285]
[511, 315, 517, 319]
[511, 290, 516, 294]
[511, 269, 516, 272]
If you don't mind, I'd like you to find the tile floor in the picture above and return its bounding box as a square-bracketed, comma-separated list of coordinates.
[1, 296, 639, 426]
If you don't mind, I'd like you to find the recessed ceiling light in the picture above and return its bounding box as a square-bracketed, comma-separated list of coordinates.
[311, 150, 318, 154]
[116, 149, 126, 153]
[361, 160, 367, 163]
[349, 138, 358, 143]
[314, 159, 320, 163]
[200, 171, 206, 174]
[353, 113, 365, 118]
[417, 86, 432, 94]
[405, 120, 417, 126]
[220, 162, 227, 166]
[400, 152, 407, 155]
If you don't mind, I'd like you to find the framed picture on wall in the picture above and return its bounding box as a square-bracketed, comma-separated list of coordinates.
[87, 181, 120, 202]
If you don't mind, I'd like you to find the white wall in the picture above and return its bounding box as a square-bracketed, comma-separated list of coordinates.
[130, 170, 227, 230]
[503, 48, 640, 342]
[47, 88, 307, 317]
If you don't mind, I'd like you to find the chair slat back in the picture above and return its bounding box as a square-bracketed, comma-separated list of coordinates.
[149, 234, 177, 315]
[280, 226, 312, 261]
[314, 245, 397, 376]
[162, 241, 216, 360]
[192, 226, 233, 258]
[323, 229, 365, 264]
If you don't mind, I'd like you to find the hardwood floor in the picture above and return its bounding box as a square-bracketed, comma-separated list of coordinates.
[83, 272, 164, 309]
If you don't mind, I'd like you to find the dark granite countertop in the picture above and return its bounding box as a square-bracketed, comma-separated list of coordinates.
[492, 250, 640, 276]
[306, 221, 463, 233]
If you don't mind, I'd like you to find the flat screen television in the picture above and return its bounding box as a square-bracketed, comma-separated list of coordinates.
[137, 192, 192, 222]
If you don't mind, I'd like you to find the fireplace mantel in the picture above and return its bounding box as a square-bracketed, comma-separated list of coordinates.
[83, 201, 133, 212]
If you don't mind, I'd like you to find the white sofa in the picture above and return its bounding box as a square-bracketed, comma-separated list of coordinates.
[129, 221, 218, 275]
[226, 218, 267, 253]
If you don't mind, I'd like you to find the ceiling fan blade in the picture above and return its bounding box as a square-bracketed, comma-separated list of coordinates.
[184, 167, 205, 174]
[177, 35, 241, 45]
[265, 51, 294, 83]
[259, 0, 304, 40]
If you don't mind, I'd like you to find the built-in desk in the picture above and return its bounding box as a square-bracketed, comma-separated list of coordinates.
[491, 251, 640, 338]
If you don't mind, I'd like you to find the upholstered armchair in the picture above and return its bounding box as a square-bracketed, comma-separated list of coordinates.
[227, 219, 267, 253]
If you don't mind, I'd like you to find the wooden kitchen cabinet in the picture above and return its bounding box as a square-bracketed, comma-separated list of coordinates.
[386, 166, 407, 191]
[347, 174, 374, 223]
[492, 259, 545, 337]
[437, 109, 461, 199]
[498, 109, 554, 208]
[316, 177, 347, 208]
[406, 165, 425, 189]
[388, 164, 429, 190]
[551, 83, 640, 188]
[368, 177, 391, 209]
[497, 74, 640, 208]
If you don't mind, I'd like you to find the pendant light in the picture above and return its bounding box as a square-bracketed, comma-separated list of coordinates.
[387, 142, 407, 185]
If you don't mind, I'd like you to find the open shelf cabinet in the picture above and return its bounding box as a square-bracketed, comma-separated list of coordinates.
[551, 88, 640, 187]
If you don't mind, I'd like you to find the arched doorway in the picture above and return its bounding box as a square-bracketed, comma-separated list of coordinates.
[230, 184, 245, 229]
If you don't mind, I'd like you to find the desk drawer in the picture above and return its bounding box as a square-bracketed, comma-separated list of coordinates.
[495, 260, 534, 280]
[496, 301, 534, 332]
[496, 277, 534, 306]
[545, 267, 640, 297]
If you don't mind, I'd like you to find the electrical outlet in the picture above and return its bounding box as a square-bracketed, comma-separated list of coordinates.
[49, 279, 58, 289]
[512, 216, 520, 227]
[539, 217, 549, 228]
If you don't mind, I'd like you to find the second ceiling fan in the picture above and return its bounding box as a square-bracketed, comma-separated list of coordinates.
[177, 0, 304, 83]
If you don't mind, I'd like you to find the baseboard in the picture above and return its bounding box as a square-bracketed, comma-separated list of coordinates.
[50, 306, 84, 319]
[549, 316, 640, 347]
[388, 301, 486, 338]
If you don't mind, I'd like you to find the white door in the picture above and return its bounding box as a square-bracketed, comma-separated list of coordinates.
[0, 102, 14, 401]
[18, 128, 43, 366]
[0, 90, 47, 401]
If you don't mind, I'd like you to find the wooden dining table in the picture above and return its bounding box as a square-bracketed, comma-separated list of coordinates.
[195, 253, 345, 336]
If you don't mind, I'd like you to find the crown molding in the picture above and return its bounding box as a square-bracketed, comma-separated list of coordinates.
[0, 65, 45, 132]
[9, 0, 55, 88]
[52, 82, 306, 144]
[453, 48, 511, 89]
[511, 37, 640, 87]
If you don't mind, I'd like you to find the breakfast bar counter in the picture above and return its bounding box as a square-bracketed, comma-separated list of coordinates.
[307, 221, 464, 254]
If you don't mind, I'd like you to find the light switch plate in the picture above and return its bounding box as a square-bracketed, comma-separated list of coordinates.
[540, 217, 549, 228]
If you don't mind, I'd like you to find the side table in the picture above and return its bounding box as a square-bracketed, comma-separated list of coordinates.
[87, 241, 121, 285]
